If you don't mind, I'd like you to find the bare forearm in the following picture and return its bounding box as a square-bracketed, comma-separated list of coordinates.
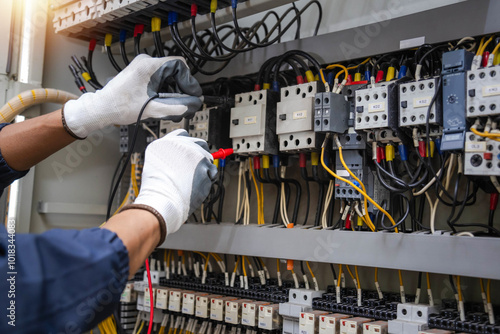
[0, 110, 75, 171]
[103, 209, 161, 276]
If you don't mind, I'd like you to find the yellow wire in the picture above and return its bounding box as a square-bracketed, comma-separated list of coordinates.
[471, 127, 500, 141]
[159, 327, 166, 334]
[249, 159, 263, 224]
[193, 251, 208, 262]
[305, 261, 315, 278]
[345, 265, 356, 282]
[337, 142, 376, 232]
[131, 163, 139, 197]
[321, 145, 398, 232]
[480, 278, 485, 293]
[354, 266, 361, 290]
[492, 42, 500, 56]
[233, 257, 240, 273]
[347, 57, 371, 70]
[97, 323, 105, 334]
[477, 36, 487, 56]
[260, 182, 265, 224]
[479, 35, 494, 56]
[319, 69, 327, 87]
[276, 258, 280, 273]
[457, 276, 463, 302]
[426, 272, 431, 290]
[241, 256, 247, 276]
[90, 331, 93, 334]
[337, 265, 343, 287]
[398, 270, 404, 287]
[487, 279, 492, 303]
[326, 64, 348, 80]
[204, 253, 211, 271]
[374, 267, 379, 283]
[173, 328, 178, 334]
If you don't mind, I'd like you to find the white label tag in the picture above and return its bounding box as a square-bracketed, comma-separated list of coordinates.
[336, 170, 350, 177]
[400, 36, 425, 49]
[293, 110, 307, 120]
[413, 97, 431, 108]
[465, 141, 486, 152]
[196, 123, 207, 130]
[244, 116, 257, 125]
[369, 102, 386, 112]
[242, 318, 249, 324]
[482, 85, 500, 97]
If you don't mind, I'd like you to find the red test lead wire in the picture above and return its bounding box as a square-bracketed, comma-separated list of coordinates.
[212, 148, 234, 160]
[145, 259, 154, 334]
[89, 39, 97, 51]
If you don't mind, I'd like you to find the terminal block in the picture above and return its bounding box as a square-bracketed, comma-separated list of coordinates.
[188, 105, 232, 151]
[354, 82, 399, 131]
[120, 120, 159, 153]
[277, 82, 325, 151]
[441, 49, 474, 151]
[464, 131, 500, 176]
[230, 90, 279, 155]
[399, 78, 443, 127]
[467, 66, 500, 118]
[314, 92, 350, 133]
[159, 119, 187, 138]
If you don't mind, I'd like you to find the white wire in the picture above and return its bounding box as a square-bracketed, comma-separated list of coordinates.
[142, 123, 158, 140]
[413, 157, 450, 196]
[430, 154, 456, 233]
[321, 181, 334, 228]
[455, 231, 475, 237]
[280, 166, 290, 226]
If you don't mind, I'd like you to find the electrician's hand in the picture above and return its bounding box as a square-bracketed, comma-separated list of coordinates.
[62, 55, 202, 139]
[126, 129, 217, 243]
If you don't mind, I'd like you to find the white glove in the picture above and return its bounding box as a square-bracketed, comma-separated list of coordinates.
[125, 129, 217, 244]
[63, 55, 202, 139]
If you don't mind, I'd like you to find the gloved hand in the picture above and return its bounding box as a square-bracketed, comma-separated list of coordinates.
[122, 129, 217, 244]
[62, 55, 202, 139]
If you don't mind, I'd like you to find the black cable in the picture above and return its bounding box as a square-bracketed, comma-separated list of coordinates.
[87, 48, 102, 87]
[120, 42, 130, 66]
[329, 264, 337, 282]
[106, 95, 159, 220]
[312, 165, 325, 227]
[106, 46, 122, 72]
[300, 167, 312, 225]
[108, 154, 126, 204]
[262, 168, 281, 225]
[153, 31, 165, 57]
[217, 166, 226, 223]
[68, 65, 87, 94]
[134, 35, 142, 57]
[274, 166, 302, 225]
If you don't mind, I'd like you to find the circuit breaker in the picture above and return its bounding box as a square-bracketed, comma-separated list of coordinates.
[464, 131, 500, 176]
[277, 81, 324, 151]
[467, 66, 500, 118]
[399, 78, 442, 127]
[230, 90, 279, 155]
[188, 106, 232, 151]
[354, 83, 399, 131]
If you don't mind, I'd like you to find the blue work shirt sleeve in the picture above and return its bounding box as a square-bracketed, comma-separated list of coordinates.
[0, 123, 30, 191]
[0, 226, 130, 334]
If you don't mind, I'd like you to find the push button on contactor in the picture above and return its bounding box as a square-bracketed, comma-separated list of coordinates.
[232, 119, 239, 125]
[468, 89, 476, 97]
[484, 152, 493, 160]
[400, 101, 408, 109]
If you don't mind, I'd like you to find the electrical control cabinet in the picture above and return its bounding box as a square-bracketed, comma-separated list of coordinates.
[464, 131, 500, 176]
[230, 90, 279, 155]
[277, 82, 324, 151]
[188, 106, 232, 151]
[399, 78, 442, 127]
[354, 83, 399, 131]
[466, 66, 500, 117]
[314, 92, 350, 133]
[319, 313, 352, 334]
[441, 49, 475, 151]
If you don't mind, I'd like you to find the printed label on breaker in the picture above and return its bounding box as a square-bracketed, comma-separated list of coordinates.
[196, 123, 207, 130]
[413, 97, 431, 108]
[482, 85, 500, 97]
[293, 110, 308, 120]
[336, 170, 350, 177]
[244, 116, 257, 125]
[465, 142, 486, 152]
[369, 102, 386, 112]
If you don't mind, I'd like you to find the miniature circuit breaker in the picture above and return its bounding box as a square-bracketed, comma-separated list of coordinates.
[354, 82, 399, 131]
[196, 294, 221, 319]
[314, 92, 350, 133]
[242, 301, 270, 327]
[363, 320, 388, 334]
[299, 310, 330, 334]
[319, 313, 352, 334]
[211, 296, 237, 322]
[276, 81, 324, 151]
[464, 131, 500, 176]
[399, 78, 443, 127]
[258, 304, 281, 330]
[188, 105, 232, 151]
[340, 317, 374, 334]
[467, 66, 500, 118]
[230, 89, 279, 155]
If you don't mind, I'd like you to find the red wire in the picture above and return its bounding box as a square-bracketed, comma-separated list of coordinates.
[145, 259, 154, 334]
